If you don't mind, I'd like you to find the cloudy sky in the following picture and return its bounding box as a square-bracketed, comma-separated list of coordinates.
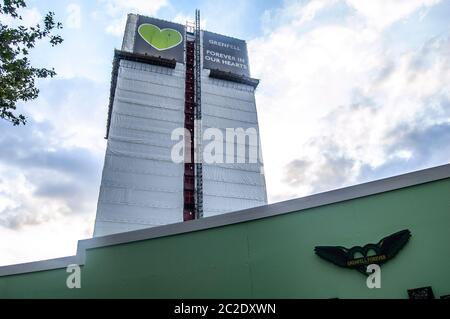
[0, 0, 449, 266]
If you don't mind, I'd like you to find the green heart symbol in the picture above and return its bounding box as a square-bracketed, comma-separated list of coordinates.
[138, 24, 183, 51]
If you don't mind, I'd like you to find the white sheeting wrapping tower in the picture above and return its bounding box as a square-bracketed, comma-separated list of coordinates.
[94, 60, 185, 236]
[94, 14, 267, 236]
[202, 73, 267, 217]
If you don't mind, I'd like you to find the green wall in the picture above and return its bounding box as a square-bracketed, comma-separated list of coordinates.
[1, 179, 450, 298]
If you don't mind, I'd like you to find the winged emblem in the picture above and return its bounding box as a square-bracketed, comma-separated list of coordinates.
[314, 229, 411, 274]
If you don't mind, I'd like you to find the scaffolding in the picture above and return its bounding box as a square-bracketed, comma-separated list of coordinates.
[183, 32, 196, 221]
[183, 10, 203, 220]
[194, 9, 203, 219]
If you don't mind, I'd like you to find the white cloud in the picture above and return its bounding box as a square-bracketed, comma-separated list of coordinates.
[0, 170, 69, 230]
[0, 213, 93, 266]
[288, 0, 338, 26]
[0, 72, 110, 266]
[20, 7, 42, 26]
[100, 0, 168, 36]
[249, 0, 448, 201]
[345, 0, 441, 29]
[193, 1, 251, 38]
[0, 112, 103, 265]
[173, 13, 207, 29]
[0, 7, 42, 27]
[102, 0, 168, 16]
[105, 16, 128, 36]
[260, 0, 338, 34]
[66, 3, 82, 29]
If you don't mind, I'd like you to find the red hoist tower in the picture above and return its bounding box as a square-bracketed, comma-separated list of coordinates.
[184, 10, 203, 221]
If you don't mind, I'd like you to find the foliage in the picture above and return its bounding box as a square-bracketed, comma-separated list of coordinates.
[0, 0, 63, 125]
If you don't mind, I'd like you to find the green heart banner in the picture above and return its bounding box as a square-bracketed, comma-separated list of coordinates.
[133, 16, 185, 62]
[138, 23, 183, 51]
